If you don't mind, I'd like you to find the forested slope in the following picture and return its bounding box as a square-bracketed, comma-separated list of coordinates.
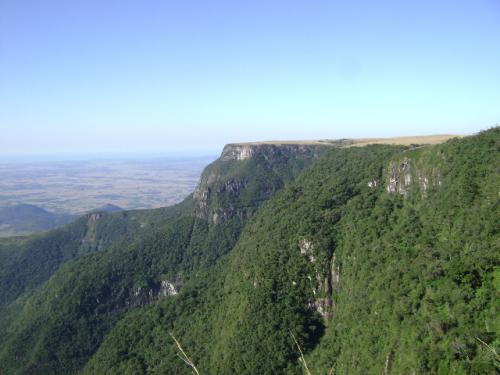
[0, 201, 198, 317]
[0, 143, 328, 374]
[0, 130, 498, 374]
[85, 128, 498, 375]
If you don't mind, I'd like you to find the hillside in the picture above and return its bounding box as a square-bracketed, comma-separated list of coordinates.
[0, 203, 124, 238]
[0, 129, 498, 374]
[0, 204, 76, 237]
[0, 142, 331, 374]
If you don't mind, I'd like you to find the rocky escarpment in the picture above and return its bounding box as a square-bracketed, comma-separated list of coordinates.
[220, 144, 256, 161]
[385, 156, 443, 197]
[299, 238, 339, 320]
[220, 143, 329, 162]
[194, 143, 333, 225]
[193, 176, 250, 225]
[195, 139, 456, 226]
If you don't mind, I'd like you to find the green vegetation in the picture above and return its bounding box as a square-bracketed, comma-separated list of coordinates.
[0, 204, 185, 311]
[0, 144, 325, 374]
[0, 129, 498, 374]
[0, 204, 76, 237]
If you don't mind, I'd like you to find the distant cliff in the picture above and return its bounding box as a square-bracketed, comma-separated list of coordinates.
[194, 142, 332, 224]
[219, 142, 330, 161]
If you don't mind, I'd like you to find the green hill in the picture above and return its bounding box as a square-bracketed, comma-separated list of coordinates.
[0, 204, 76, 237]
[0, 129, 498, 374]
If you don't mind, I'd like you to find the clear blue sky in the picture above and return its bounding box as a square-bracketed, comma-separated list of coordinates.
[1, 0, 499, 156]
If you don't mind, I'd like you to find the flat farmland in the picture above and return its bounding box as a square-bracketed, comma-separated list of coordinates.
[0, 156, 215, 214]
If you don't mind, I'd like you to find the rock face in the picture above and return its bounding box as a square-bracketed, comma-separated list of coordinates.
[387, 157, 412, 195]
[299, 238, 316, 263]
[194, 142, 332, 225]
[300, 238, 339, 320]
[193, 176, 249, 225]
[386, 157, 442, 197]
[159, 280, 179, 296]
[220, 144, 255, 161]
[81, 213, 102, 247]
[131, 278, 181, 306]
[220, 143, 326, 162]
[308, 298, 334, 319]
[312, 254, 340, 320]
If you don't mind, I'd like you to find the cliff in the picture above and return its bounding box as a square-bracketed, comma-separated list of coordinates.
[193, 142, 333, 224]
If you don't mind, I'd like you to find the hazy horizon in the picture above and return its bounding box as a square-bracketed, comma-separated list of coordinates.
[0, 151, 220, 162]
[1, 0, 499, 156]
[0, 156, 214, 216]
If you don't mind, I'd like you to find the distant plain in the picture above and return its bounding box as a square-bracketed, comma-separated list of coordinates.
[0, 156, 215, 215]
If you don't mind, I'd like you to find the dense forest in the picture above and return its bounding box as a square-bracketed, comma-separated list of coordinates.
[0, 129, 498, 374]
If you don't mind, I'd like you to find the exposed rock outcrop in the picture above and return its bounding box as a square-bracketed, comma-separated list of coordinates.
[131, 278, 181, 306]
[301, 238, 339, 320]
[220, 144, 255, 161]
[386, 157, 442, 197]
[387, 157, 412, 195]
[220, 143, 327, 162]
[310, 253, 340, 319]
[81, 212, 102, 248]
[299, 238, 316, 263]
[217, 178, 247, 194]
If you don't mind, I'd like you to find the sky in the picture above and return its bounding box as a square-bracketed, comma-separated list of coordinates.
[1, 0, 499, 157]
